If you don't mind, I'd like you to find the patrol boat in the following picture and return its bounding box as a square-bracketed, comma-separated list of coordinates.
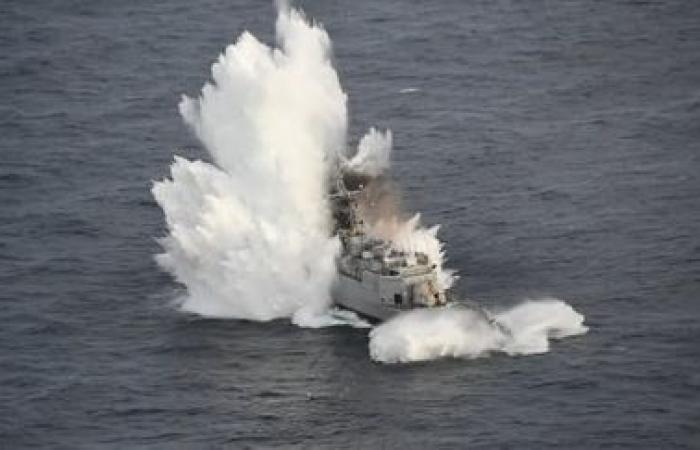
[330, 171, 453, 321]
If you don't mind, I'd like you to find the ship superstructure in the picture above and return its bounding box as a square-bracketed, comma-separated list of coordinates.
[330, 171, 451, 321]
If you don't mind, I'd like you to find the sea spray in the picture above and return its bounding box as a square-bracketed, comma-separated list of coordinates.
[344, 127, 392, 176]
[153, 5, 347, 326]
[369, 298, 588, 363]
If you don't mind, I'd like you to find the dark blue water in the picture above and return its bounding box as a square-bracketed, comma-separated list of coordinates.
[2, 0, 699, 448]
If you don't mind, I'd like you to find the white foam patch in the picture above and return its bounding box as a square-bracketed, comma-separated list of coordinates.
[369, 298, 588, 363]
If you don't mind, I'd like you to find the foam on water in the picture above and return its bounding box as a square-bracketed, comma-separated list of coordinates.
[369, 298, 588, 363]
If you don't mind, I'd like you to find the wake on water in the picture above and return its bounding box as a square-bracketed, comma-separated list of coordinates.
[152, 3, 587, 363]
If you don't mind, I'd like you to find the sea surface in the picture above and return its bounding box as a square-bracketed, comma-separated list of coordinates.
[2, 0, 699, 448]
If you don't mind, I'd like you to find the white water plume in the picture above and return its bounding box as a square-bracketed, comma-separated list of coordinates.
[345, 127, 392, 176]
[369, 298, 588, 363]
[153, 5, 346, 326]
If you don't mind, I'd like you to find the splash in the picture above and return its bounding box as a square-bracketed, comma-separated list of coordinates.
[344, 127, 392, 176]
[369, 298, 588, 363]
[152, 5, 346, 326]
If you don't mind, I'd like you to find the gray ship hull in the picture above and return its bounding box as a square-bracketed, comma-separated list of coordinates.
[332, 273, 410, 322]
[333, 273, 424, 322]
